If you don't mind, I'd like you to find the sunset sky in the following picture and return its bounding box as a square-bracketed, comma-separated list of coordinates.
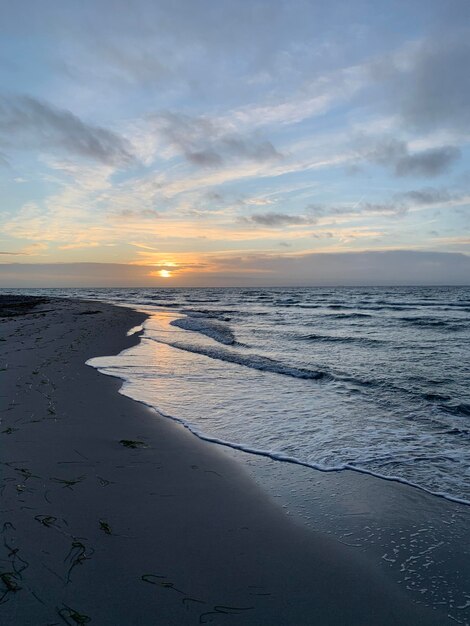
[0, 0, 469, 286]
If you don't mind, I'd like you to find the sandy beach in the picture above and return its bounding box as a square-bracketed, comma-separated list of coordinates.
[0, 295, 455, 624]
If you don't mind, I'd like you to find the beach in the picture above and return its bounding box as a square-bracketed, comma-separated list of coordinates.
[0, 295, 462, 625]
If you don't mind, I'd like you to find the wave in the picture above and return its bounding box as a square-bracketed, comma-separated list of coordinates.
[373, 299, 470, 308]
[357, 305, 411, 311]
[150, 409, 469, 506]
[442, 427, 470, 438]
[441, 403, 470, 418]
[325, 304, 402, 311]
[146, 409, 470, 506]
[170, 317, 236, 345]
[242, 292, 272, 299]
[185, 298, 221, 303]
[397, 316, 466, 329]
[145, 301, 183, 308]
[301, 333, 384, 346]
[273, 298, 301, 306]
[148, 336, 332, 381]
[422, 392, 451, 402]
[326, 312, 373, 319]
[153, 328, 467, 410]
[149, 331, 400, 390]
[180, 307, 233, 321]
[86, 356, 470, 507]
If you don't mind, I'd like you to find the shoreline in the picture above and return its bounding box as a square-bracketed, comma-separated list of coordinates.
[0, 295, 457, 624]
[89, 298, 470, 509]
[90, 303, 470, 621]
[98, 372, 470, 507]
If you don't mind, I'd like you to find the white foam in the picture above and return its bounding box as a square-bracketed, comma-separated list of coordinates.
[126, 324, 144, 336]
[84, 290, 470, 509]
[87, 354, 470, 508]
[170, 316, 235, 345]
[148, 336, 331, 380]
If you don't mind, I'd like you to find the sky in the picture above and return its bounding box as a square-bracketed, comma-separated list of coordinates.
[0, 0, 469, 286]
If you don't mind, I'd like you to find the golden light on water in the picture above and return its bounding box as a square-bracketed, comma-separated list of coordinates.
[159, 269, 172, 278]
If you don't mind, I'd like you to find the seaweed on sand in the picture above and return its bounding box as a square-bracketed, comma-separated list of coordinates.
[119, 439, 147, 449]
[98, 520, 112, 535]
[57, 605, 91, 624]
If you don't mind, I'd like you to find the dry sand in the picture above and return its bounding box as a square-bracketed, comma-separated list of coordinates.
[0, 296, 445, 624]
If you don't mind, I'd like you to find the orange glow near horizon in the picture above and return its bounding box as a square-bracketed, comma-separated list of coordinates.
[159, 269, 172, 278]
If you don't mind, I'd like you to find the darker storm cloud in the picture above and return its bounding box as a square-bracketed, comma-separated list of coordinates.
[0, 95, 133, 165]
[365, 138, 460, 178]
[152, 111, 282, 167]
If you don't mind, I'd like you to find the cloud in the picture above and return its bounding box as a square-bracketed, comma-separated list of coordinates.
[310, 231, 334, 240]
[113, 208, 159, 219]
[204, 190, 225, 202]
[151, 111, 282, 167]
[398, 34, 470, 133]
[357, 201, 408, 216]
[388, 186, 469, 214]
[243, 197, 274, 206]
[303, 200, 405, 219]
[242, 212, 318, 227]
[307, 186, 466, 220]
[394, 146, 461, 177]
[371, 21, 470, 134]
[0, 242, 48, 256]
[229, 65, 366, 128]
[399, 187, 455, 205]
[252, 186, 467, 229]
[365, 138, 460, 177]
[0, 95, 133, 165]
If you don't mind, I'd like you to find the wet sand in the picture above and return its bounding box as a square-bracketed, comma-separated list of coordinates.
[0, 296, 446, 624]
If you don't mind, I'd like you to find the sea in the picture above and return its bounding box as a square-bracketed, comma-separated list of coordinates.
[9, 285, 470, 504]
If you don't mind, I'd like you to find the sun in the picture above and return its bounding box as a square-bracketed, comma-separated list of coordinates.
[159, 269, 172, 278]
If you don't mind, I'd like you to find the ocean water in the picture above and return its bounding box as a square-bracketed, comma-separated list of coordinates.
[9, 286, 470, 504]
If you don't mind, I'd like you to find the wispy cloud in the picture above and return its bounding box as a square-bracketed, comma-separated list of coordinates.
[0, 95, 133, 165]
[150, 111, 282, 167]
[241, 212, 318, 227]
